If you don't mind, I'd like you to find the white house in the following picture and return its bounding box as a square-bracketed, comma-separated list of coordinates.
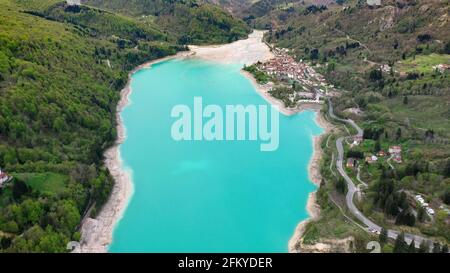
[389, 146, 402, 155]
[66, 0, 81, 6]
[0, 169, 9, 186]
[353, 136, 363, 145]
[367, 0, 381, 6]
[365, 155, 378, 164]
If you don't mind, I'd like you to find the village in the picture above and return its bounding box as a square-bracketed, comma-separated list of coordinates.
[254, 46, 442, 220]
[253, 44, 450, 231]
[253, 47, 333, 107]
[347, 138, 403, 167]
[344, 135, 450, 221]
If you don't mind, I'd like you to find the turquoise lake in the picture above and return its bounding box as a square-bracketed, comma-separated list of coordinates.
[109, 58, 323, 252]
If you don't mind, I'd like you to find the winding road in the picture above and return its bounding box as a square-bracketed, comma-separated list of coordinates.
[327, 100, 430, 248]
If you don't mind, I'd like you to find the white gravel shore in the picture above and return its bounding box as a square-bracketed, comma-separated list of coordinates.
[74, 51, 192, 253]
[288, 113, 334, 253]
[189, 30, 274, 66]
[75, 30, 331, 253]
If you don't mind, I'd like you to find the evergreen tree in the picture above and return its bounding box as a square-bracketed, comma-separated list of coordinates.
[444, 40, 450, 54]
[393, 232, 407, 253]
[441, 244, 448, 253]
[417, 206, 426, 222]
[398, 192, 408, 209]
[12, 179, 31, 200]
[379, 227, 388, 245]
[444, 161, 450, 177]
[396, 128, 402, 141]
[369, 69, 383, 81]
[403, 95, 408, 105]
[396, 209, 416, 226]
[408, 240, 416, 253]
[335, 177, 347, 194]
[418, 240, 430, 253]
[374, 140, 381, 153]
[432, 242, 441, 253]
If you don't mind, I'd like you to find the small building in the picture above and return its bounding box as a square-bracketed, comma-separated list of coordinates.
[365, 155, 378, 164]
[0, 169, 10, 187]
[353, 136, 363, 145]
[377, 151, 386, 157]
[415, 195, 425, 205]
[296, 92, 315, 99]
[380, 64, 391, 73]
[367, 0, 381, 6]
[433, 64, 450, 73]
[66, 0, 81, 5]
[389, 146, 402, 155]
[346, 158, 357, 169]
[393, 154, 402, 163]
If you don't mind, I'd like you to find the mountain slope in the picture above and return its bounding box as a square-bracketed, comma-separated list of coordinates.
[0, 0, 248, 252]
[254, 0, 450, 247]
[0, 0, 253, 253]
[82, 0, 251, 44]
[202, 0, 255, 14]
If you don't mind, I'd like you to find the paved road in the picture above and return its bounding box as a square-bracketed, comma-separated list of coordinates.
[327, 100, 430, 247]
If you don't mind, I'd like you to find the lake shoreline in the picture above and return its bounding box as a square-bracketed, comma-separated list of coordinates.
[243, 68, 334, 252]
[75, 51, 193, 253]
[289, 112, 334, 252]
[77, 30, 332, 252]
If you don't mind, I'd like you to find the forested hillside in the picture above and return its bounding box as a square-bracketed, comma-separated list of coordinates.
[252, 0, 450, 248]
[0, 0, 246, 252]
[234, 0, 335, 22]
[202, 0, 254, 14]
[82, 0, 251, 44]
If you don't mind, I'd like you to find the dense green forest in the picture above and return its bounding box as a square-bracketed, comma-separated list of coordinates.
[82, 0, 251, 44]
[0, 0, 248, 252]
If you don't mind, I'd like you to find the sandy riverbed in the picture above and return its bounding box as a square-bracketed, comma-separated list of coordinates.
[189, 30, 274, 66]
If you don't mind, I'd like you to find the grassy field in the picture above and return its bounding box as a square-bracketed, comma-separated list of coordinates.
[396, 54, 450, 74]
[13, 172, 68, 195]
[14, 0, 60, 11]
[381, 95, 450, 139]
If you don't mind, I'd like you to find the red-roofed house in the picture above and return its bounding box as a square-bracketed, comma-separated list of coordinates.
[393, 155, 403, 164]
[346, 158, 356, 169]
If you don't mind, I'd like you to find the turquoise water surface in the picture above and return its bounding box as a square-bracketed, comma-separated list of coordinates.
[109, 58, 323, 252]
